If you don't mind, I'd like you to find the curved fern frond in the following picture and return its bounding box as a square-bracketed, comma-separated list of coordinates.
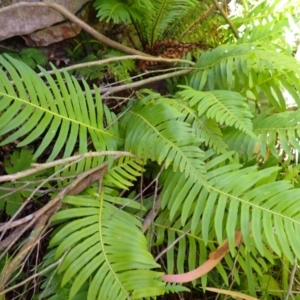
[253, 110, 300, 159]
[223, 109, 300, 159]
[93, 0, 144, 23]
[159, 150, 300, 264]
[237, 18, 289, 49]
[231, 0, 297, 53]
[120, 98, 207, 184]
[50, 193, 165, 300]
[136, 91, 228, 154]
[178, 87, 254, 136]
[189, 44, 300, 110]
[176, 97, 228, 154]
[103, 156, 145, 190]
[0, 54, 121, 161]
[142, 0, 197, 46]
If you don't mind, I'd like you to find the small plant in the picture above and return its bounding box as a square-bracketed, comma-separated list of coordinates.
[0, 48, 47, 69]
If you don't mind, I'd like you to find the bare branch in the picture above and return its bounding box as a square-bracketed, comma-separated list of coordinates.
[212, 0, 239, 39]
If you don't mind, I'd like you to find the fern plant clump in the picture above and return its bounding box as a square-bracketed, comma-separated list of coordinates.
[1, 0, 300, 299]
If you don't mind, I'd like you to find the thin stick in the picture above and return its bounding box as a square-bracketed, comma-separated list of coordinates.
[284, 257, 297, 300]
[212, 0, 239, 39]
[36, 55, 195, 77]
[100, 68, 192, 96]
[0, 151, 134, 183]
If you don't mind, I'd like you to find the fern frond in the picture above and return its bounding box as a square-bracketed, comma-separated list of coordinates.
[135, 91, 228, 154]
[237, 18, 289, 49]
[189, 44, 300, 110]
[231, 0, 297, 53]
[161, 95, 229, 154]
[103, 156, 145, 190]
[223, 109, 300, 159]
[73, 54, 105, 80]
[7, 48, 47, 69]
[153, 203, 275, 289]
[178, 87, 254, 136]
[253, 110, 300, 159]
[0, 54, 121, 161]
[142, 0, 197, 46]
[0, 148, 47, 215]
[50, 194, 164, 300]
[120, 98, 207, 184]
[159, 151, 300, 264]
[93, 0, 144, 23]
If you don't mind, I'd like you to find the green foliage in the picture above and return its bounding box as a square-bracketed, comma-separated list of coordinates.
[93, 0, 198, 47]
[72, 54, 105, 80]
[0, 149, 47, 215]
[189, 43, 300, 111]
[0, 54, 120, 163]
[94, 0, 143, 23]
[2, 3, 300, 298]
[49, 194, 164, 299]
[178, 87, 254, 135]
[227, 0, 300, 53]
[120, 97, 206, 182]
[69, 49, 135, 82]
[1, 48, 47, 69]
[104, 50, 135, 83]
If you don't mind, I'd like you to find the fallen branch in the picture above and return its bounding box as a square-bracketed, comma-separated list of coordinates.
[0, 151, 134, 183]
[37, 55, 195, 77]
[99, 68, 192, 95]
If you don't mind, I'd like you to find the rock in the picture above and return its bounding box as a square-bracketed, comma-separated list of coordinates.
[0, 0, 90, 41]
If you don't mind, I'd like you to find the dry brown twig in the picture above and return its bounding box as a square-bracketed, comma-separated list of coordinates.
[0, 151, 133, 183]
[37, 55, 195, 77]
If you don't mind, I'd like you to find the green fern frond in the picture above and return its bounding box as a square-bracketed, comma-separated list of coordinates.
[237, 18, 289, 49]
[159, 150, 300, 263]
[104, 50, 135, 82]
[177, 100, 228, 154]
[103, 156, 145, 190]
[153, 204, 276, 290]
[152, 150, 300, 292]
[254, 111, 300, 159]
[120, 98, 207, 184]
[0, 54, 121, 161]
[223, 109, 300, 159]
[230, 0, 297, 53]
[50, 192, 165, 300]
[197, 117, 228, 153]
[93, 0, 144, 23]
[135, 91, 228, 154]
[158, 95, 228, 154]
[0, 148, 47, 215]
[189, 44, 300, 110]
[73, 55, 105, 80]
[7, 48, 47, 69]
[142, 0, 197, 46]
[178, 87, 254, 136]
